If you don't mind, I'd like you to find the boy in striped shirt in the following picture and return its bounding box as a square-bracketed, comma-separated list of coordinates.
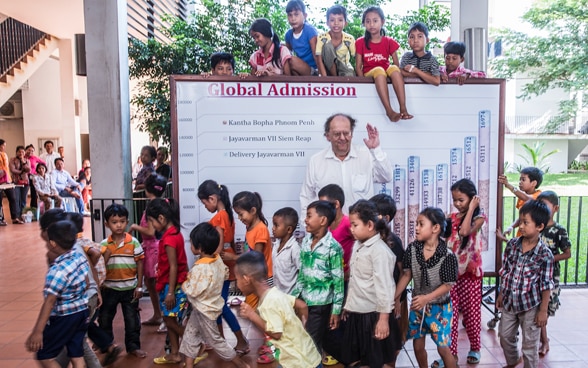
[99, 203, 146, 358]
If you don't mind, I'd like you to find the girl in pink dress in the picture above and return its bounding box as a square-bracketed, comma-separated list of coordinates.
[130, 173, 168, 327]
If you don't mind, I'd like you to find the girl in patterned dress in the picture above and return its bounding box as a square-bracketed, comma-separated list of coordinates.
[396, 207, 458, 368]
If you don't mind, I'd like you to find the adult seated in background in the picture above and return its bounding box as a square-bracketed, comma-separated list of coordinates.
[32, 163, 63, 210]
[300, 113, 393, 214]
[78, 166, 92, 210]
[134, 145, 156, 191]
[39, 140, 61, 173]
[78, 159, 91, 179]
[25, 144, 45, 209]
[51, 157, 85, 215]
[0, 138, 21, 225]
[155, 146, 171, 181]
[9, 145, 31, 216]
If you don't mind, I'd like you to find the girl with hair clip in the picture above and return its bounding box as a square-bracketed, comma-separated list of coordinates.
[343, 199, 402, 368]
[395, 207, 458, 368]
[355, 6, 412, 122]
[248, 18, 292, 76]
[146, 198, 189, 365]
[197, 180, 250, 356]
[437, 179, 486, 367]
[130, 174, 168, 331]
[232, 191, 272, 309]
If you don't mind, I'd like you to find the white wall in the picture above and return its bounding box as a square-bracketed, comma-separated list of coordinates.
[0, 119, 24, 155]
[505, 136, 568, 173]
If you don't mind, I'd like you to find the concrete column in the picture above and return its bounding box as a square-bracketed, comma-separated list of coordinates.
[83, 0, 132, 201]
[451, 0, 489, 70]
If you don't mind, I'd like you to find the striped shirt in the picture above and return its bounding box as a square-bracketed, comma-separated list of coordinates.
[101, 233, 144, 291]
[499, 237, 554, 313]
[291, 231, 344, 314]
[44, 249, 90, 316]
[400, 51, 440, 76]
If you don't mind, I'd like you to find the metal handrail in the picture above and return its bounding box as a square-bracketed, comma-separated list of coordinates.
[0, 18, 47, 78]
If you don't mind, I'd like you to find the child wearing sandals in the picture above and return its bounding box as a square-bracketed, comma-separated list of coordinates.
[130, 173, 167, 330]
[396, 207, 458, 368]
[440, 179, 486, 367]
[179, 223, 250, 367]
[537, 191, 571, 356]
[197, 179, 250, 356]
[238, 251, 321, 367]
[342, 200, 402, 367]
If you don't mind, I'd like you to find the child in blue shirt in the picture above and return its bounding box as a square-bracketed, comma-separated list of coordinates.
[284, 0, 318, 76]
[26, 220, 90, 368]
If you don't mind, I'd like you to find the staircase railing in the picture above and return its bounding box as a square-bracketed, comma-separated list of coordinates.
[0, 17, 47, 79]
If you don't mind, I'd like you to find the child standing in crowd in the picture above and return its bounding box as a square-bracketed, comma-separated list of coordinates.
[271, 207, 301, 294]
[498, 200, 554, 368]
[355, 6, 411, 122]
[284, 0, 318, 76]
[442, 179, 486, 366]
[291, 200, 344, 355]
[318, 184, 354, 281]
[396, 207, 458, 368]
[130, 174, 167, 329]
[134, 145, 156, 190]
[99, 204, 146, 358]
[537, 191, 572, 356]
[343, 200, 401, 367]
[248, 18, 292, 76]
[238, 251, 322, 368]
[315, 5, 355, 77]
[370, 193, 408, 343]
[400, 22, 441, 86]
[147, 198, 189, 365]
[440, 41, 486, 85]
[499, 166, 544, 237]
[180, 223, 250, 368]
[198, 179, 250, 356]
[233, 191, 273, 309]
[26, 220, 90, 368]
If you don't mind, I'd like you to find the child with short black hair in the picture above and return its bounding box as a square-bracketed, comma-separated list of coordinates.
[135, 145, 156, 190]
[99, 203, 146, 358]
[211, 52, 236, 76]
[536, 191, 571, 356]
[499, 166, 544, 237]
[498, 200, 554, 368]
[395, 207, 458, 368]
[26, 220, 90, 368]
[147, 198, 189, 365]
[285, 0, 319, 76]
[179, 223, 250, 367]
[315, 4, 355, 77]
[318, 184, 353, 280]
[272, 207, 301, 294]
[291, 200, 344, 355]
[343, 199, 401, 367]
[400, 22, 441, 86]
[237, 251, 321, 367]
[440, 41, 486, 85]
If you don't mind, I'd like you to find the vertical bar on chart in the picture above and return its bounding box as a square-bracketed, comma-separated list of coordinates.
[436, 164, 449, 214]
[478, 110, 491, 251]
[393, 167, 406, 246]
[450, 148, 463, 186]
[464, 136, 477, 182]
[407, 156, 420, 244]
[422, 169, 434, 208]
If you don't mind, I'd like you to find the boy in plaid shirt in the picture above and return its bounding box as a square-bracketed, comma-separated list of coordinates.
[440, 41, 486, 85]
[26, 220, 90, 368]
[497, 200, 554, 368]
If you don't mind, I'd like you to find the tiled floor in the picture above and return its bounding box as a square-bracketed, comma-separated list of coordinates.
[1, 217, 587, 367]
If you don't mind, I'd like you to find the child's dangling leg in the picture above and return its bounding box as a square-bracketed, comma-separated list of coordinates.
[388, 66, 413, 120]
[368, 67, 401, 122]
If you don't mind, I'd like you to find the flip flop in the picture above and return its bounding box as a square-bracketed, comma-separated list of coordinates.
[431, 358, 444, 368]
[257, 344, 273, 355]
[467, 351, 481, 364]
[153, 355, 181, 365]
[193, 352, 208, 365]
[229, 298, 242, 306]
[257, 352, 275, 364]
[322, 355, 339, 365]
[142, 317, 163, 326]
[234, 347, 251, 357]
